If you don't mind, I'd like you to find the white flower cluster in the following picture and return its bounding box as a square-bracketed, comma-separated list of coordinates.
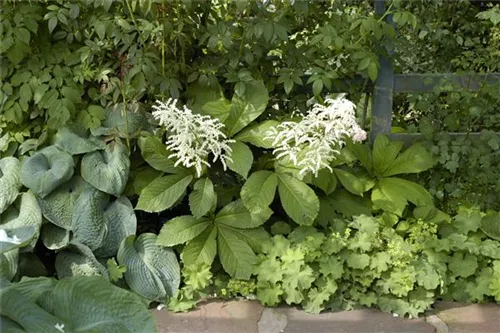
[266, 95, 367, 176]
[152, 99, 234, 177]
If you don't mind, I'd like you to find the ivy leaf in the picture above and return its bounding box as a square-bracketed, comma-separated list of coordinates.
[241, 170, 278, 213]
[157, 216, 211, 247]
[189, 178, 215, 218]
[107, 258, 126, 282]
[277, 173, 319, 226]
[234, 120, 278, 149]
[181, 226, 217, 266]
[136, 174, 193, 213]
[382, 143, 435, 177]
[226, 141, 253, 179]
[217, 225, 256, 279]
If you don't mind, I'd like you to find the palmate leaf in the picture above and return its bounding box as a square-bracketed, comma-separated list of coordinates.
[226, 141, 253, 179]
[382, 143, 435, 177]
[481, 211, 500, 240]
[372, 134, 404, 176]
[136, 173, 193, 213]
[234, 120, 278, 149]
[53, 126, 106, 155]
[157, 215, 211, 247]
[217, 225, 256, 280]
[181, 225, 217, 266]
[189, 178, 215, 218]
[0, 157, 21, 214]
[241, 170, 278, 213]
[81, 140, 130, 196]
[118, 233, 180, 302]
[138, 135, 179, 173]
[215, 199, 272, 229]
[55, 242, 109, 279]
[20, 146, 74, 198]
[276, 173, 319, 226]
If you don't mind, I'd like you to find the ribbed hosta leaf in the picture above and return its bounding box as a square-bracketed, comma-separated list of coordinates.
[94, 197, 137, 258]
[0, 316, 25, 333]
[20, 146, 74, 198]
[72, 188, 108, 251]
[0, 226, 36, 254]
[17, 253, 48, 278]
[81, 141, 130, 196]
[41, 223, 70, 250]
[38, 176, 92, 230]
[0, 249, 18, 281]
[55, 242, 109, 279]
[117, 233, 180, 302]
[0, 192, 42, 252]
[0, 157, 21, 214]
[53, 126, 106, 155]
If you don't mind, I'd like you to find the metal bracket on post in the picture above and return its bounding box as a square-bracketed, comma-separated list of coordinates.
[371, 0, 394, 142]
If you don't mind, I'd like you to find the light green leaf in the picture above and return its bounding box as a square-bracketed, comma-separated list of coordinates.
[137, 135, 179, 173]
[136, 173, 193, 213]
[224, 226, 270, 253]
[81, 141, 130, 196]
[201, 97, 231, 123]
[72, 188, 108, 251]
[189, 178, 216, 218]
[481, 211, 500, 240]
[53, 126, 106, 155]
[157, 216, 211, 247]
[372, 178, 432, 216]
[117, 233, 180, 301]
[224, 80, 269, 136]
[55, 242, 109, 279]
[226, 141, 253, 179]
[0, 157, 21, 214]
[21, 146, 74, 198]
[334, 168, 373, 196]
[217, 225, 256, 279]
[215, 199, 272, 229]
[277, 173, 319, 226]
[325, 189, 372, 217]
[372, 134, 404, 176]
[107, 258, 126, 282]
[347, 141, 373, 172]
[234, 120, 278, 148]
[181, 225, 217, 266]
[311, 168, 337, 195]
[382, 143, 435, 177]
[241, 170, 278, 213]
[91, 103, 150, 138]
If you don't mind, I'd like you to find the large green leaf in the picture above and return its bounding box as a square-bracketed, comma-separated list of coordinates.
[187, 81, 224, 114]
[372, 134, 404, 176]
[94, 197, 137, 258]
[55, 242, 109, 279]
[72, 188, 108, 251]
[0, 249, 18, 281]
[91, 103, 150, 138]
[117, 233, 180, 301]
[0, 157, 21, 214]
[334, 168, 374, 196]
[53, 126, 106, 155]
[201, 97, 231, 123]
[311, 168, 337, 195]
[40, 223, 70, 250]
[189, 178, 215, 218]
[241, 170, 278, 213]
[38, 176, 92, 230]
[181, 225, 217, 266]
[217, 225, 256, 279]
[234, 120, 278, 148]
[226, 141, 253, 179]
[20, 146, 74, 198]
[81, 141, 130, 196]
[157, 215, 211, 247]
[224, 80, 269, 136]
[481, 211, 500, 241]
[347, 141, 373, 173]
[382, 143, 435, 177]
[0, 226, 37, 254]
[137, 135, 179, 173]
[277, 173, 319, 226]
[372, 177, 432, 216]
[0, 192, 42, 252]
[136, 173, 193, 212]
[326, 189, 372, 217]
[224, 226, 270, 253]
[215, 199, 272, 229]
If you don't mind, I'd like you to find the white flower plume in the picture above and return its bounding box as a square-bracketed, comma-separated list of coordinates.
[266, 95, 367, 176]
[152, 99, 234, 177]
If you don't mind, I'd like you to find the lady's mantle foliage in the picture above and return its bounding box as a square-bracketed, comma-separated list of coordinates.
[266, 96, 367, 176]
[152, 99, 234, 177]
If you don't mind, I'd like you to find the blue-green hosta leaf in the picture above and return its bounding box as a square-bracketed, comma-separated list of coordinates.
[234, 120, 278, 149]
[0, 157, 21, 214]
[38, 176, 92, 230]
[94, 197, 137, 258]
[91, 102, 151, 138]
[41, 223, 70, 250]
[0, 249, 18, 281]
[181, 225, 217, 266]
[81, 141, 130, 196]
[20, 146, 74, 198]
[72, 189, 108, 251]
[372, 134, 404, 176]
[217, 225, 256, 279]
[136, 173, 193, 213]
[481, 211, 500, 241]
[189, 178, 216, 218]
[382, 143, 435, 177]
[53, 126, 106, 155]
[215, 199, 272, 229]
[0, 192, 42, 252]
[118, 233, 180, 302]
[276, 173, 319, 226]
[17, 253, 48, 278]
[241, 170, 278, 213]
[46, 276, 156, 333]
[0, 226, 37, 254]
[2, 276, 57, 301]
[55, 242, 109, 279]
[0, 316, 25, 333]
[226, 141, 253, 179]
[224, 80, 269, 136]
[157, 215, 211, 247]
